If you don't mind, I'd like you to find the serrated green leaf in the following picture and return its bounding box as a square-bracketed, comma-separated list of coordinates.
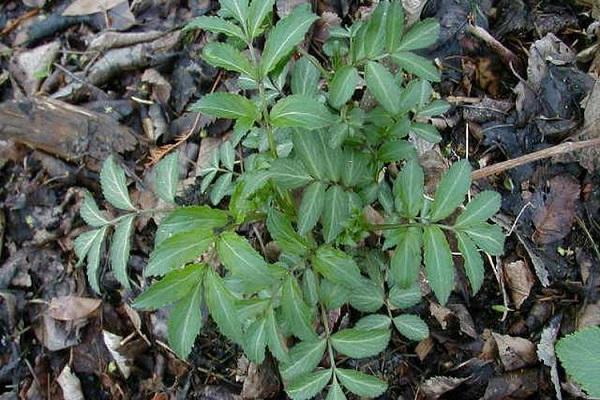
[423, 225, 454, 304]
[393, 314, 429, 341]
[291, 57, 320, 97]
[341, 149, 370, 187]
[268, 158, 313, 189]
[462, 223, 505, 256]
[286, 369, 332, 400]
[204, 268, 243, 344]
[190, 93, 259, 121]
[86, 226, 108, 294]
[145, 228, 214, 277]
[390, 227, 422, 288]
[330, 328, 390, 358]
[282, 275, 317, 341]
[266, 306, 289, 362]
[335, 369, 387, 398]
[184, 16, 245, 40]
[316, 131, 342, 182]
[391, 52, 440, 82]
[240, 169, 271, 198]
[409, 122, 441, 143]
[302, 269, 319, 306]
[292, 129, 324, 179]
[220, 0, 248, 26]
[396, 18, 440, 51]
[326, 381, 347, 400]
[109, 214, 134, 288]
[243, 318, 267, 364]
[280, 339, 327, 381]
[80, 191, 110, 227]
[202, 42, 256, 79]
[349, 278, 385, 313]
[378, 140, 416, 163]
[100, 155, 135, 211]
[362, 1, 387, 59]
[388, 284, 422, 309]
[312, 246, 363, 289]
[74, 229, 100, 266]
[155, 206, 229, 245]
[219, 141, 235, 172]
[454, 191, 501, 229]
[167, 280, 203, 359]
[399, 79, 432, 111]
[321, 186, 350, 243]
[455, 231, 484, 294]
[429, 160, 472, 222]
[210, 172, 233, 205]
[247, 0, 275, 38]
[217, 231, 274, 291]
[267, 210, 310, 256]
[556, 327, 600, 398]
[355, 315, 392, 330]
[261, 4, 319, 75]
[328, 66, 358, 109]
[394, 158, 424, 218]
[365, 61, 401, 115]
[298, 181, 326, 235]
[270, 95, 334, 129]
[319, 279, 350, 310]
[133, 264, 206, 310]
[153, 152, 179, 204]
[385, 0, 405, 52]
[417, 100, 451, 117]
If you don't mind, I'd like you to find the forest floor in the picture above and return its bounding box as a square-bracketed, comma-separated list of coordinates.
[1, 0, 600, 399]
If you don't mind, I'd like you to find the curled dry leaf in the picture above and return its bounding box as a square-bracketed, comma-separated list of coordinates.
[47, 296, 101, 321]
[492, 333, 538, 371]
[63, 0, 125, 16]
[536, 316, 562, 400]
[503, 260, 534, 309]
[532, 175, 580, 244]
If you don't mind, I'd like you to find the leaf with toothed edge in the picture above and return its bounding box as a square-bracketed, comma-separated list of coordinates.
[167, 280, 203, 359]
[335, 368, 387, 398]
[86, 226, 108, 294]
[100, 156, 136, 211]
[109, 214, 135, 289]
[154, 152, 179, 204]
[80, 191, 110, 227]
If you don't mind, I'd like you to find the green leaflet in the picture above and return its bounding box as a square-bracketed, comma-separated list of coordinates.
[335, 368, 387, 398]
[394, 158, 424, 218]
[282, 274, 317, 341]
[167, 280, 203, 359]
[153, 152, 179, 204]
[155, 206, 229, 246]
[319, 279, 351, 310]
[184, 16, 245, 40]
[261, 4, 319, 75]
[385, 0, 405, 52]
[280, 339, 327, 381]
[391, 52, 440, 82]
[270, 95, 334, 129]
[390, 227, 422, 288]
[268, 158, 313, 189]
[204, 268, 243, 344]
[302, 269, 319, 306]
[349, 278, 385, 313]
[321, 185, 350, 243]
[247, 0, 275, 39]
[298, 181, 326, 235]
[109, 214, 135, 289]
[145, 228, 214, 277]
[85, 226, 108, 293]
[409, 122, 442, 143]
[354, 314, 392, 330]
[429, 160, 472, 222]
[330, 328, 390, 358]
[341, 149, 370, 187]
[265, 306, 289, 362]
[291, 57, 320, 97]
[461, 223, 505, 256]
[312, 246, 363, 289]
[325, 381, 347, 400]
[393, 314, 429, 341]
[210, 172, 233, 205]
[388, 284, 422, 309]
[286, 369, 332, 400]
[220, 0, 248, 26]
[133, 264, 206, 310]
[365, 61, 401, 115]
[556, 327, 600, 398]
[74, 229, 101, 266]
[316, 131, 342, 182]
[216, 231, 274, 291]
[267, 210, 310, 256]
[396, 18, 440, 51]
[455, 231, 485, 294]
[328, 65, 358, 109]
[243, 318, 267, 364]
[220, 141, 235, 172]
[454, 191, 501, 229]
[202, 42, 256, 79]
[100, 155, 136, 211]
[292, 129, 325, 179]
[190, 92, 260, 121]
[80, 191, 109, 227]
[417, 100, 451, 117]
[378, 140, 416, 163]
[423, 225, 454, 304]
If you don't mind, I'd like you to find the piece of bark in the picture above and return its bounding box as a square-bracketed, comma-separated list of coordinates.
[0, 97, 138, 168]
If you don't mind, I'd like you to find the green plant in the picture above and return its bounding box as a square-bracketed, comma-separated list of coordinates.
[555, 326, 600, 398]
[75, 1, 505, 398]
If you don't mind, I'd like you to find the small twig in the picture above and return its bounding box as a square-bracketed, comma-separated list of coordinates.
[466, 23, 520, 69]
[472, 137, 600, 180]
[0, 9, 39, 36]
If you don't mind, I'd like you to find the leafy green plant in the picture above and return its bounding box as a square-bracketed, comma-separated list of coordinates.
[555, 326, 600, 398]
[75, 1, 505, 398]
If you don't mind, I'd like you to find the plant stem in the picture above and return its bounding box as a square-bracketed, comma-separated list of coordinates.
[320, 304, 337, 371]
[369, 222, 455, 232]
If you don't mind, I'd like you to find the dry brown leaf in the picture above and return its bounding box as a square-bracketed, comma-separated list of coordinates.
[142, 68, 172, 105]
[103, 330, 131, 378]
[57, 365, 84, 400]
[420, 376, 468, 399]
[503, 260, 534, 309]
[532, 175, 580, 244]
[492, 333, 538, 371]
[63, 0, 125, 16]
[48, 296, 101, 321]
[578, 301, 600, 329]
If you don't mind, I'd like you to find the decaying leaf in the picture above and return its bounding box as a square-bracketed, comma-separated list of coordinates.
[537, 316, 562, 400]
[420, 376, 468, 399]
[47, 296, 101, 321]
[102, 330, 131, 378]
[492, 333, 538, 371]
[532, 175, 580, 244]
[57, 365, 84, 400]
[503, 260, 534, 309]
[63, 0, 125, 16]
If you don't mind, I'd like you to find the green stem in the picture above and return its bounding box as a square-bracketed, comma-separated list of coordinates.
[320, 304, 337, 371]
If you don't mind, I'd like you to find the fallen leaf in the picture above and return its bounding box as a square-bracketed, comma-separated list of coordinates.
[447, 304, 478, 338]
[9, 41, 60, 95]
[503, 260, 535, 309]
[430, 302, 453, 330]
[57, 365, 84, 400]
[536, 316, 562, 400]
[142, 69, 172, 104]
[103, 331, 131, 378]
[62, 0, 125, 16]
[532, 175, 580, 244]
[48, 296, 101, 321]
[492, 333, 538, 371]
[483, 369, 538, 400]
[241, 359, 280, 399]
[578, 301, 600, 329]
[420, 376, 468, 399]
[415, 337, 434, 361]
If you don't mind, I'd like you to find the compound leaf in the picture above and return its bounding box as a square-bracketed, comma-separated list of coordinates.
[100, 155, 135, 211]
